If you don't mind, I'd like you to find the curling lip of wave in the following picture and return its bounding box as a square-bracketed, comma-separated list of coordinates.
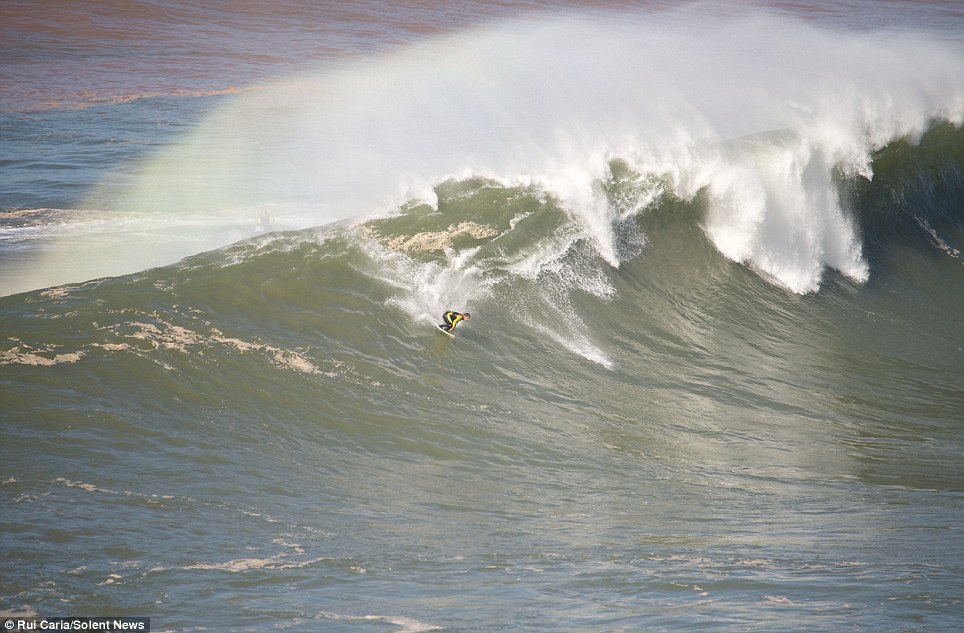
[11, 9, 964, 296]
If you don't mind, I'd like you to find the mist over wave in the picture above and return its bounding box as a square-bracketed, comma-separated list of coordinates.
[9, 7, 960, 296]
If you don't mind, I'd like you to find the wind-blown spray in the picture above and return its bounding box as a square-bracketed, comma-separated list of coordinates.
[27, 9, 964, 294]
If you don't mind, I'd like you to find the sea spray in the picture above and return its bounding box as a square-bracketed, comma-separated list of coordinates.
[12, 9, 964, 296]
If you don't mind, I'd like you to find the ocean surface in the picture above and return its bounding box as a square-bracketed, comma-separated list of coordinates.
[2, 1, 964, 631]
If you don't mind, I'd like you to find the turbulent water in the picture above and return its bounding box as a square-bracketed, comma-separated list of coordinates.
[2, 1, 964, 631]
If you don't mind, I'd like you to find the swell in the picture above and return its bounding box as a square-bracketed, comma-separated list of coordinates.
[3, 152, 962, 499]
[4, 122, 961, 378]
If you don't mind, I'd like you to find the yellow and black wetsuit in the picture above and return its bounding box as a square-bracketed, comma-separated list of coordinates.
[440, 310, 467, 332]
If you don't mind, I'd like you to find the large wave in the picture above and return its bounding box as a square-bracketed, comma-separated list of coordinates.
[14, 8, 964, 296]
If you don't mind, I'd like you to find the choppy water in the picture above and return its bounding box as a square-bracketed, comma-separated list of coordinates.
[2, 2, 964, 631]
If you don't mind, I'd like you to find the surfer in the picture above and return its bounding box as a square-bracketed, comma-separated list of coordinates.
[439, 310, 470, 333]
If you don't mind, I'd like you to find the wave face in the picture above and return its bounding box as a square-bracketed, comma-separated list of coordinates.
[2, 2, 964, 631]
